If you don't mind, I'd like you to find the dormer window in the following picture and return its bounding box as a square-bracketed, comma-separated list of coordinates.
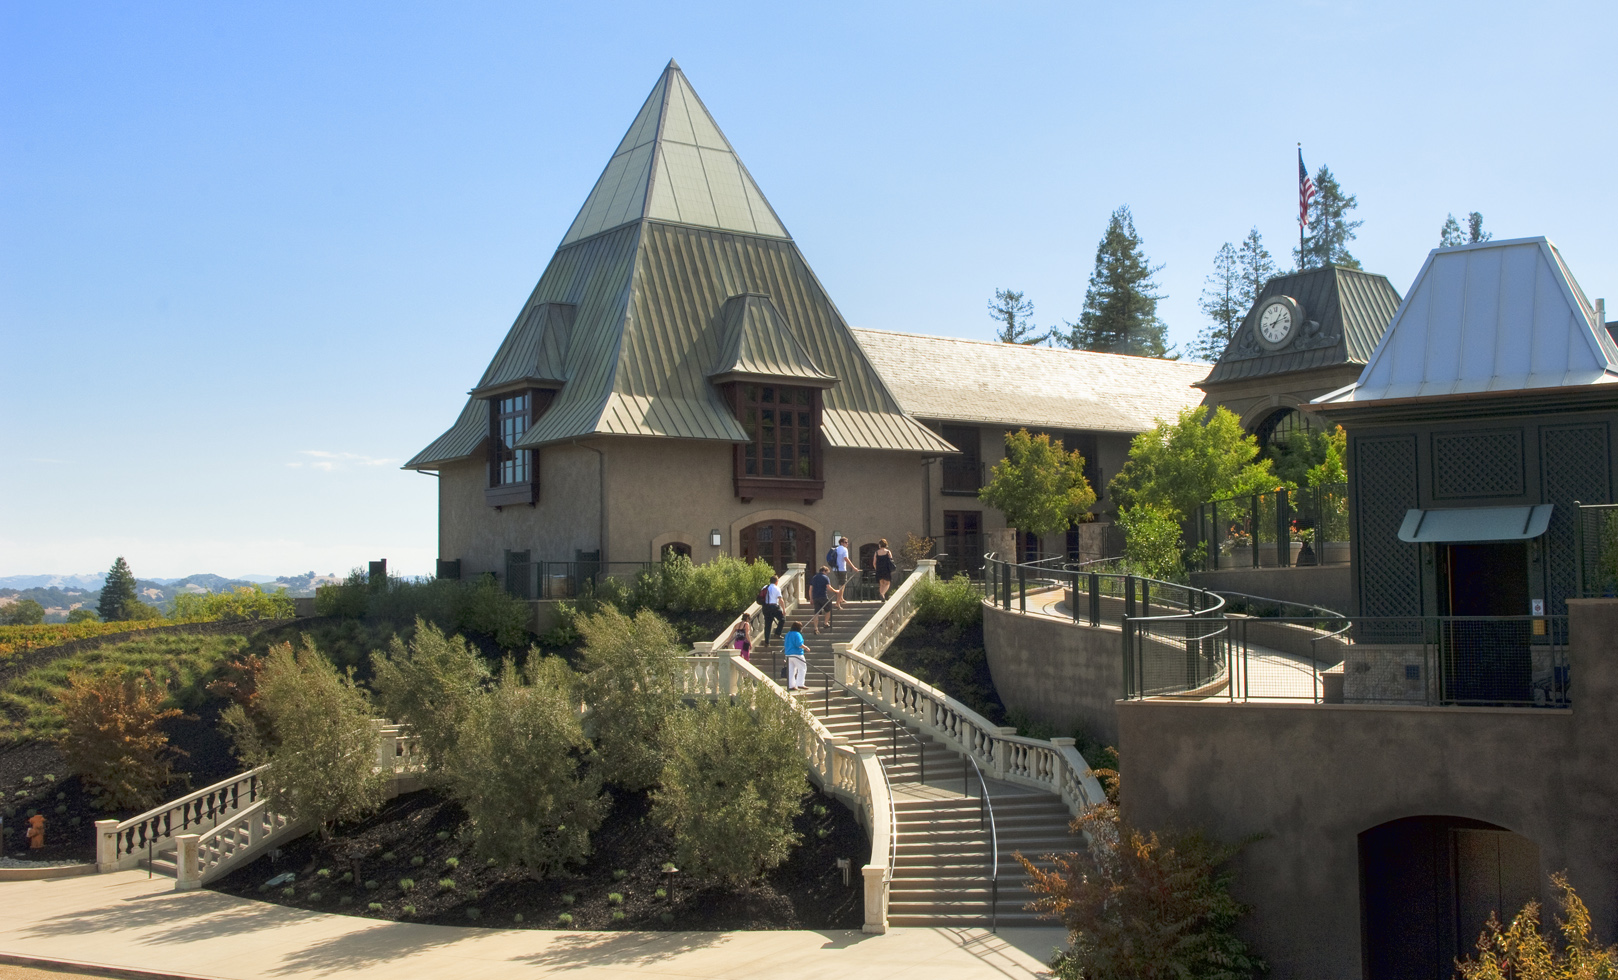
[726, 382, 824, 502]
[485, 389, 554, 507]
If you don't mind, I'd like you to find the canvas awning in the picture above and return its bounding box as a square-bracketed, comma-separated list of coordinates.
[1397, 505, 1554, 543]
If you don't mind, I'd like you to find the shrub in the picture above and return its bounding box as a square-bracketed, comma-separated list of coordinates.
[222, 639, 386, 838]
[1457, 872, 1618, 978]
[654, 691, 807, 884]
[912, 574, 983, 630]
[577, 608, 684, 790]
[369, 902, 384, 912]
[898, 533, 935, 570]
[370, 621, 491, 778]
[315, 570, 371, 619]
[448, 657, 606, 878]
[444, 857, 459, 869]
[2, 600, 45, 626]
[438, 878, 457, 891]
[620, 555, 774, 615]
[54, 670, 183, 810]
[1019, 803, 1263, 980]
[171, 585, 295, 623]
[608, 892, 624, 905]
[557, 913, 573, 927]
[1116, 504, 1185, 582]
[452, 576, 531, 650]
[318, 572, 531, 650]
[66, 608, 99, 624]
[399, 878, 415, 891]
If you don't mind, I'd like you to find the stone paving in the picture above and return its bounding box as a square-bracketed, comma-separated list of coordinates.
[0, 871, 1065, 980]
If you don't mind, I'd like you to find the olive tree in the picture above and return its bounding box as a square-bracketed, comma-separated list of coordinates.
[448, 657, 606, 878]
[576, 607, 684, 791]
[370, 619, 490, 781]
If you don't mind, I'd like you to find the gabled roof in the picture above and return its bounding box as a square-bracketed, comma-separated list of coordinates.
[406, 64, 952, 470]
[853, 329, 1209, 434]
[1199, 265, 1402, 386]
[560, 60, 788, 247]
[709, 294, 837, 386]
[1315, 236, 1618, 404]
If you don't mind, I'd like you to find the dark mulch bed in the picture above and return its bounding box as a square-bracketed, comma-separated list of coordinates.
[209, 785, 866, 931]
[882, 618, 1007, 725]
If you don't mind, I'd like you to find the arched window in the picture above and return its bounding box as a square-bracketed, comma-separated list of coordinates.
[1251, 407, 1319, 452]
[858, 543, 878, 572]
[661, 542, 692, 562]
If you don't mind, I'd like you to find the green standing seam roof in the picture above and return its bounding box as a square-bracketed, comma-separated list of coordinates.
[1199, 266, 1403, 386]
[405, 62, 952, 470]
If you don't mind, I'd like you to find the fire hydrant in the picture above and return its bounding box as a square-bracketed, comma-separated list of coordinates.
[25, 814, 45, 849]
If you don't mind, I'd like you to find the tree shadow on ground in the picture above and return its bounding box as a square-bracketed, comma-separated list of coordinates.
[506, 928, 730, 970]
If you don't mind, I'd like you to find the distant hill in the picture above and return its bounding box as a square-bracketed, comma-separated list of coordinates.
[0, 570, 342, 622]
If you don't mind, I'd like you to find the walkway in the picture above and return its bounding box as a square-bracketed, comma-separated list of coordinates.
[1021, 588, 1324, 702]
[0, 871, 1063, 980]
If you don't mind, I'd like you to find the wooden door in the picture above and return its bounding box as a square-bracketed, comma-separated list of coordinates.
[739, 520, 815, 575]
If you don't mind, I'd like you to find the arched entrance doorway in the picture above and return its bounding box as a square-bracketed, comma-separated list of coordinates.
[739, 520, 815, 575]
[1359, 816, 1541, 979]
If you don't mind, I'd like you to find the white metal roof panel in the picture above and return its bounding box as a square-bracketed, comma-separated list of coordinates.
[1318, 237, 1618, 404]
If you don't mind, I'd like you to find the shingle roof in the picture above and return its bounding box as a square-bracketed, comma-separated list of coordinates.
[406, 64, 952, 470]
[852, 329, 1209, 434]
[1317, 236, 1618, 404]
[1199, 266, 1402, 386]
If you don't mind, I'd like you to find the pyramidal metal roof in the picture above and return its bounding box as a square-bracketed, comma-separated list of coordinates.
[560, 60, 788, 246]
[1315, 236, 1618, 404]
[405, 63, 952, 470]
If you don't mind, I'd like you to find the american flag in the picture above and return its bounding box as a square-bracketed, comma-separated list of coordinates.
[1298, 149, 1317, 228]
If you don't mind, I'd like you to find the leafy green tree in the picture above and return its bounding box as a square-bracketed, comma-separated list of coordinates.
[654, 691, 807, 884]
[979, 429, 1097, 542]
[1191, 243, 1242, 362]
[1109, 406, 1275, 521]
[170, 585, 295, 623]
[222, 639, 386, 839]
[370, 620, 492, 780]
[1305, 425, 1348, 487]
[1440, 213, 1466, 247]
[1065, 206, 1171, 357]
[987, 288, 1049, 345]
[577, 607, 684, 791]
[1236, 228, 1277, 305]
[66, 608, 99, 624]
[1116, 505, 1185, 581]
[1020, 803, 1265, 980]
[98, 557, 139, 622]
[2, 599, 46, 625]
[450, 656, 606, 879]
[1294, 165, 1362, 270]
[1467, 211, 1492, 244]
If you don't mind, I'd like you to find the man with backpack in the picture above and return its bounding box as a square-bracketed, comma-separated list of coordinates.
[759, 574, 784, 647]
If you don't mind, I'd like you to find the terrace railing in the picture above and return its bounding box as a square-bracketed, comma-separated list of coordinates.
[504, 560, 659, 600]
[97, 766, 270, 873]
[1194, 482, 1351, 571]
[1574, 502, 1618, 598]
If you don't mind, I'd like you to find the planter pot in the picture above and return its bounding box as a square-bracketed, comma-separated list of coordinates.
[1323, 541, 1350, 565]
[1257, 541, 1304, 567]
[1222, 545, 1253, 568]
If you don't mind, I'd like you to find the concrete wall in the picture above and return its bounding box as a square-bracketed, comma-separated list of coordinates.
[983, 601, 1125, 745]
[1117, 598, 1618, 980]
[439, 435, 930, 578]
[1190, 564, 1352, 614]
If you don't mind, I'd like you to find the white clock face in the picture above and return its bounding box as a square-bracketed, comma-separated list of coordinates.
[1259, 302, 1293, 344]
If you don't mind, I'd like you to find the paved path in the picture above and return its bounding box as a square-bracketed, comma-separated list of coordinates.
[0, 872, 1064, 980]
[1020, 588, 1323, 702]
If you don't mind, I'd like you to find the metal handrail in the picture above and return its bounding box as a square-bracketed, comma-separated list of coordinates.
[964, 754, 999, 933]
[1213, 589, 1347, 622]
[857, 700, 927, 785]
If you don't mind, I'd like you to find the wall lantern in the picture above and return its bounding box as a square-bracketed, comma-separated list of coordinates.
[710, 529, 722, 548]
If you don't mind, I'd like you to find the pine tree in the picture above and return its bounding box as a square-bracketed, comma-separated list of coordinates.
[1294, 166, 1362, 270]
[1191, 243, 1241, 362]
[1439, 213, 1466, 247]
[1236, 228, 1277, 304]
[987, 288, 1049, 345]
[1467, 211, 1491, 244]
[1065, 206, 1171, 357]
[98, 557, 139, 622]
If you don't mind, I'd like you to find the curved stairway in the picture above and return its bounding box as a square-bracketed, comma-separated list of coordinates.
[758, 599, 1083, 928]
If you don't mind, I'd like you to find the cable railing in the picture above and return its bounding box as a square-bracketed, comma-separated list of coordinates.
[964, 754, 999, 933]
[982, 552, 1227, 629]
[1193, 482, 1351, 571]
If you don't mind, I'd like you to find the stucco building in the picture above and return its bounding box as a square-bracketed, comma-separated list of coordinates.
[404, 62, 1204, 583]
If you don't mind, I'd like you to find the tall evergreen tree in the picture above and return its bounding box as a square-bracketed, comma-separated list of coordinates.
[1065, 206, 1171, 357]
[98, 556, 139, 622]
[1439, 213, 1466, 247]
[1293, 166, 1362, 270]
[1235, 228, 1277, 303]
[1467, 211, 1492, 244]
[987, 288, 1049, 345]
[1191, 243, 1241, 362]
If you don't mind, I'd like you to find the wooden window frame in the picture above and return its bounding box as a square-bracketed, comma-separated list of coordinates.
[485, 389, 555, 508]
[724, 382, 825, 502]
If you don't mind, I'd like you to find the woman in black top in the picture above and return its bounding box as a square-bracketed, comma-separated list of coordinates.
[873, 538, 896, 600]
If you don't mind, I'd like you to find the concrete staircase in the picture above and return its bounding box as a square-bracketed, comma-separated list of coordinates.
[139, 842, 180, 878]
[758, 599, 1084, 929]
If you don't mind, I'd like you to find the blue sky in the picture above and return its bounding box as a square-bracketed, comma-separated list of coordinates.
[3, 1, 1614, 579]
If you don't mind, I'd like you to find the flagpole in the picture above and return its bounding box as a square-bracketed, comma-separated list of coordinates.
[1297, 143, 1304, 258]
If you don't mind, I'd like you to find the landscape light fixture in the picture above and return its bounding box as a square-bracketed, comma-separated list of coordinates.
[710, 529, 722, 547]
